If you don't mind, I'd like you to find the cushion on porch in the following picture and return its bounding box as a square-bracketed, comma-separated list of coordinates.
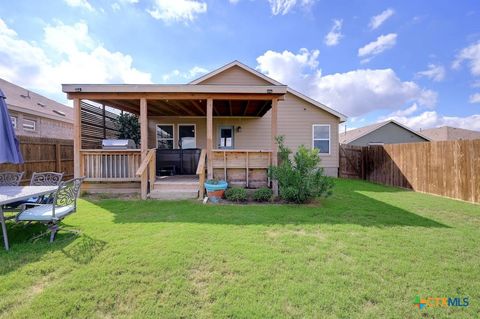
[17, 204, 75, 221]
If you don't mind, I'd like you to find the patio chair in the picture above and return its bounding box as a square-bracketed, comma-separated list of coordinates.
[0, 171, 24, 186]
[5, 172, 64, 211]
[16, 177, 84, 242]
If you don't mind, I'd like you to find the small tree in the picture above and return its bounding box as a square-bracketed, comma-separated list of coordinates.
[114, 113, 140, 147]
[269, 136, 334, 203]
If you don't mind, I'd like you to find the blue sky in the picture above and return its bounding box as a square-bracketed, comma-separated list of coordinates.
[1, 0, 479, 131]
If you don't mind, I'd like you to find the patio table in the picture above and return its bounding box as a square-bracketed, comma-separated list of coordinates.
[0, 186, 58, 251]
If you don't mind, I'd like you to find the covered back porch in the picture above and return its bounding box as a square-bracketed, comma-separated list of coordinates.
[63, 84, 286, 199]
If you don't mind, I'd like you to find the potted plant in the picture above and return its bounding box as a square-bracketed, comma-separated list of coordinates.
[204, 179, 228, 202]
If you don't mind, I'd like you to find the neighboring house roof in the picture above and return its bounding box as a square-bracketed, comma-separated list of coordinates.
[1, 78, 73, 123]
[189, 60, 347, 122]
[418, 126, 480, 141]
[339, 119, 430, 144]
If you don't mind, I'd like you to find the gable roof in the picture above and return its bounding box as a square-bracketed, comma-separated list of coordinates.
[190, 60, 347, 122]
[418, 126, 480, 141]
[340, 120, 430, 144]
[1, 78, 73, 123]
[189, 60, 284, 86]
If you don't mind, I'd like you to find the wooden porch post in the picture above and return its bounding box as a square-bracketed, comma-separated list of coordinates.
[140, 98, 148, 199]
[73, 98, 81, 178]
[271, 98, 279, 196]
[207, 98, 213, 179]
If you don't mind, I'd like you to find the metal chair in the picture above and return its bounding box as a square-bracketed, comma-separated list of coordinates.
[5, 172, 64, 210]
[30, 172, 64, 186]
[0, 171, 24, 186]
[16, 177, 84, 242]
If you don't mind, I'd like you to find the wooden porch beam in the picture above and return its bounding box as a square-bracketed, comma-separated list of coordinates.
[256, 100, 270, 117]
[271, 98, 278, 196]
[170, 100, 197, 116]
[191, 100, 205, 115]
[151, 100, 183, 116]
[243, 100, 250, 116]
[73, 98, 82, 178]
[68, 92, 284, 101]
[140, 98, 149, 200]
[207, 98, 213, 179]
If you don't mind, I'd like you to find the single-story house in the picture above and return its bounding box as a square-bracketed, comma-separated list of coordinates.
[1, 78, 73, 139]
[418, 126, 480, 141]
[340, 120, 430, 146]
[62, 61, 346, 199]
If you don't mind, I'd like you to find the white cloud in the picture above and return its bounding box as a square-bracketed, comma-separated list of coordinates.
[358, 33, 397, 58]
[0, 19, 151, 103]
[64, 0, 95, 11]
[147, 0, 207, 23]
[324, 19, 343, 47]
[452, 41, 480, 76]
[256, 48, 437, 117]
[369, 8, 394, 30]
[268, 0, 316, 15]
[472, 80, 480, 88]
[382, 111, 480, 131]
[162, 66, 208, 82]
[389, 103, 418, 117]
[416, 64, 446, 82]
[256, 48, 320, 90]
[470, 93, 480, 103]
[112, 3, 121, 11]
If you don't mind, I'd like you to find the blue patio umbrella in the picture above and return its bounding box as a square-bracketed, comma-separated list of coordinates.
[0, 88, 23, 164]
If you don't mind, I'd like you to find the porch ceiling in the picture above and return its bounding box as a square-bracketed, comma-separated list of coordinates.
[87, 99, 272, 117]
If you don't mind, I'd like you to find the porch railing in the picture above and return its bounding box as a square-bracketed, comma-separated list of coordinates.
[80, 149, 142, 182]
[136, 149, 156, 200]
[196, 149, 207, 198]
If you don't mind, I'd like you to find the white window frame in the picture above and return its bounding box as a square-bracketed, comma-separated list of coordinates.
[177, 124, 197, 149]
[23, 119, 36, 131]
[156, 124, 175, 149]
[312, 124, 331, 155]
[10, 116, 17, 129]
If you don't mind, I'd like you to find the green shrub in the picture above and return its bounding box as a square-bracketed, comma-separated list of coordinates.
[269, 136, 334, 203]
[253, 187, 273, 202]
[225, 187, 248, 202]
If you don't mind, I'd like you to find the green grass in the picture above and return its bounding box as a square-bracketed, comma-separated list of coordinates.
[1, 179, 479, 318]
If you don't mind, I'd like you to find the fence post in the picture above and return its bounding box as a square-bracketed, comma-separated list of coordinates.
[55, 143, 62, 173]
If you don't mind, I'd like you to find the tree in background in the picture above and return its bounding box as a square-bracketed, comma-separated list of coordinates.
[114, 113, 140, 147]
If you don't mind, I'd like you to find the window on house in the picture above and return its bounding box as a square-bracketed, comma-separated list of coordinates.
[178, 124, 196, 149]
[23, 119, 36, 131]
[312, 124, 330, 154]
[10, 116, 17, 129]
[156, 124, 174, 149]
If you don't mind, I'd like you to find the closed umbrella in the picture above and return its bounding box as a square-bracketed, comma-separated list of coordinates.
[0, 89, 23, 164]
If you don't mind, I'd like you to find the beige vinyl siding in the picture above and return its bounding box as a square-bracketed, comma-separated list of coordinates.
[277, 93, 339, 168]
[199, 65, 272, 86]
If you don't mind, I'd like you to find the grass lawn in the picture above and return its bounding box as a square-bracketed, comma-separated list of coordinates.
[1, 179, 479, 318]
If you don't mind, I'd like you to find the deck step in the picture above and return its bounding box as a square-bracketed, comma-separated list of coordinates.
[149, 190, 198, 200]
[153, 182, 199, 192]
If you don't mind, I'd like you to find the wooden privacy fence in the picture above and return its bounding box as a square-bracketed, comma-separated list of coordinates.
[0, 136, 74, 184]
[339, 140, 480, 204]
